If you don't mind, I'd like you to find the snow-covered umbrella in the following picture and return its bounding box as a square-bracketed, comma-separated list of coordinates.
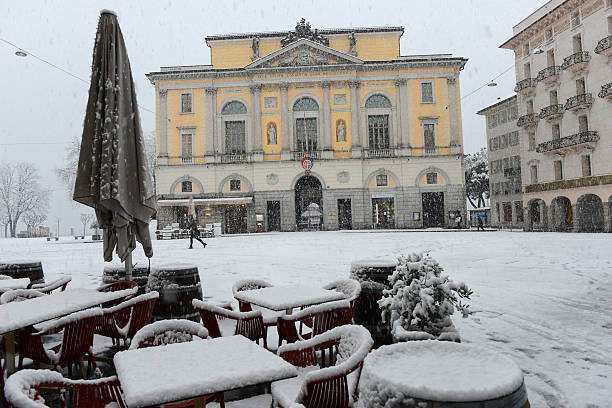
[73, 10, 156, 280]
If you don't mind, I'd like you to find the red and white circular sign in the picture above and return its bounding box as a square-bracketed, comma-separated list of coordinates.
[301, 156, 313, 170]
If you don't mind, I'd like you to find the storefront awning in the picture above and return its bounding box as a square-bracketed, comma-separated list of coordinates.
[157, 197, 253, 206]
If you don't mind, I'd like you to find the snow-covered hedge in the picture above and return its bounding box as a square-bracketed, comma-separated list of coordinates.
[378, 252, 472, 338]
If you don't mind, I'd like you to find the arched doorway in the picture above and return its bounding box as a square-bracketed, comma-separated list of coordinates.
[295, 175, 323, 231]
[550, 196, 573, 232]
[527, 198, 547, 231]
[577, 194, 604, 232]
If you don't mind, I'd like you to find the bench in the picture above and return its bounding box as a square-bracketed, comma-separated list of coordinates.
[46, 237, 59, 241]
[74, 236, 85, 240]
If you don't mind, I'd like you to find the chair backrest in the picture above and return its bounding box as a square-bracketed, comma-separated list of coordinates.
[129, 319, 208, 349]
[0, 289, 45, 304]
[52, 309, 103, 366]
[278, 300, 352, 344]
[231, 279, 273, 312]
[0, 274, 11, 280]
[98, 281, 139, 293]
[278, 325, 374, 408]
[323, 279, 361, 306]
[4, 369, 126, 408]
[31, 276, 72, 294]
[192, 299, 265, 342]
[103, 292, 158, 340]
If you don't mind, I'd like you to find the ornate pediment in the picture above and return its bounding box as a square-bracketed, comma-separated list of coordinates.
[281, 19, 329, 47]
[246, 38, 363, 69]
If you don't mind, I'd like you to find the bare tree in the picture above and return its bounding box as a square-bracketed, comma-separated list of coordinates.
[464, 148, 490, 209]
[55, 136, 81, 199]
[80, 213, 94, 236]
[0, 163, 50, 238]
[0, 210, 8, 238]
[23, 205, 48, 237]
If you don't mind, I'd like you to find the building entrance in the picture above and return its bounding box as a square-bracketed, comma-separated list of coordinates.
[224, 204, 247, 234]
[372, 197, 395, 229]
[267, 201, 281, 231]
[422, 192, 445, 228]
[338, 199, 352, 230]
[295, 176, 323, 231]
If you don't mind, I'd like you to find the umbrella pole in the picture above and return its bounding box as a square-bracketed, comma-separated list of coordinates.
[125, 252, 133, 281]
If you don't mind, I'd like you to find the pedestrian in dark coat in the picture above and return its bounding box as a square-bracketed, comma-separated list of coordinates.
[477, 215, 484, 231]
[189, 219, 207, 249]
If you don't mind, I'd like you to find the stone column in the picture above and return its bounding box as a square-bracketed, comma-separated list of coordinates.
[349, 81, 361, 156]
[157, 89, 169, 164]
[321, 81, 332, 159]
[205, 88, 217, 159]
[447, 76, 460, 152]
[250, 85, 262, 154]
[394, 79, 407, 148]
[280, 83, 290, 160]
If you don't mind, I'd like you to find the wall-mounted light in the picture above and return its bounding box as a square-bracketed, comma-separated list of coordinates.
[533, 47, 544, 54]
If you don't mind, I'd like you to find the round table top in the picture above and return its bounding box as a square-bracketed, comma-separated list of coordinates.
[360, 341, 525, 403]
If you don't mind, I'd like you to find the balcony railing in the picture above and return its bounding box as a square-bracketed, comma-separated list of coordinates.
[564, 93, 593, 111]
[517, 113, 538, 128]
[561, 51, 590, 71]
[291, 150, 321, 160]
[536, 130, 599, 153]
[539, 104, 565, 120]
[536, 66, 561, 84]
[599, 82, 612, 99]
[220, 153, 251, 163]
[504, 167, 521, 177]
[594, 35, 612, 56]
[181, 156, 193, 164]
[363, 148, 396, 158]
[514, 78, 536, 94]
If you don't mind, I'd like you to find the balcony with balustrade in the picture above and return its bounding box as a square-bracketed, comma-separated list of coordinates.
[514, 78, 536, 95]
[536, 66, 561, 85]
[539, 104, 564, 121]
[599, 83, 612, 99]
[517, 113, 538, 129]
[219, 153, 252, 164]
[564, 93, 593, 112]
[536, 130, 599, 154]
[561, 51, 590, 72]
[291, 150, 321, 160]
[363, 148, 397, 159]
[594, 35, 612, 57]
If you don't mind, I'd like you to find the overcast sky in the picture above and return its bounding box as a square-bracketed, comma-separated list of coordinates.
[0, 0, 548, 235]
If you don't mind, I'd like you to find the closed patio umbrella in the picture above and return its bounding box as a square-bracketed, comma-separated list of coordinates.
[73, 10, 156, 279]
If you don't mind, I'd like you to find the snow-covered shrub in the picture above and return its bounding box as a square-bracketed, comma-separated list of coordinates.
[378, 252, 472, 338]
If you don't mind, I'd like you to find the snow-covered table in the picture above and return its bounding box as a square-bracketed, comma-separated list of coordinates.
[358, 341, 529, 408]
[233, 284, 346, 313]
[0, 277, 30, 290]
[0, 287, 136, 374]
[114, 335, 297, 407]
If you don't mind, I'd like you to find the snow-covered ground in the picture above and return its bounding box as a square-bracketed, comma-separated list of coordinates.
[1, 230, 611, 408]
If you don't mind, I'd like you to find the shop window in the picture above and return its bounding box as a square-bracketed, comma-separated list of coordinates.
[503, 202, 512, 223]
[230, 179, 241, 191]
[515, 201, 524, 222]
[426, 172, 438, 184]
[376, 174, 388, 186]
[180, 93, 193, 113]
[181, 181, 192, 193]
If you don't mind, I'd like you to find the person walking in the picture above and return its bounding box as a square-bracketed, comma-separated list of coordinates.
[477, 215, 485, 232]
[188, 218, 207, 249]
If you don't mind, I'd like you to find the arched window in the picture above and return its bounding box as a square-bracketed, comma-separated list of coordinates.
[181, 180, 192, 192]
[365, 94, 391, 108]
[293, 97, 319, 152]
[220, 101, 247, 155]
[365, 95, 392, 150]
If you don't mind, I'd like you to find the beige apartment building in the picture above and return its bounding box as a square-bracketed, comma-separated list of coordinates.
[501, 0, 612, 232]
[477, 95, 524, 228]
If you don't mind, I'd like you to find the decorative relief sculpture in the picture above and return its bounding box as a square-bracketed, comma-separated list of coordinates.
[281, 18, 329, 47]
[267, 123, 277, 145]
[264, 97, 278, 108]
[333, 94, 347, 105]
[348, 32, 357, 56]
[336, 120, 346, 142]
[266, 173, 279, 185]
[251, 36, 260, 61]
[337, 171, 350, 183]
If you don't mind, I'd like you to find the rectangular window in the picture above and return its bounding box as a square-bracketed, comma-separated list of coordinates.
[527, 100, 534, 114]
[582, 155, 592, 177]
[181, 133, 193, 163]
[510, 131, 520, 146]
[547, 49, 555, 66]
[579, 115, 588, 132]
[552, 124, 561, 140]
[230, 179, 241, 191]
[426, 172, 438, 184]
[180, 93, 193, 113]
[503, 202, 513, 222]
[423, 124, 436, 153]
[368, 115, 389, 150]
[571, 12, 581, 28]
[499, 109, 508, 124]
[376, 174, 388, 186]
[488, 113, 498, 128]
[420, 82, 434, 103]
[515, 201, 524, 222]
[225, 121, 246, 154]
[576, 78, 586, 94]
[529, 132, 536, 151]
[550, 90, 558, 105]
[554, 160, 563, 180]
[510, 105, 518, 120]
[296, 118, 318, 151]
[608, 15, 612, 34]
[514, 178, 522, 194]
[500, 134, 508, 148]
[491, 137, 499, 151]
[523, 63, 531, 78]
[573, 33, 582, 52]
[531, 165, 538, 184]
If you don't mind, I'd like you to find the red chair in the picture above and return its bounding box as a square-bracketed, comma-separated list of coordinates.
[278, 300, 352, 347]
[31, 276, 72, 294]
[129, 320, 224, 408]
[271, 325, 374, 408]
[300, 279, 361, 335]
[192, 299, 267, 348]
[95, 292, 159, 350]
[4, 368, 126, 408]
[17, 308, 103, 379]
[0, 288, 45, 304]
[97, 280, 139, 293]
[231, 278, 273, 313]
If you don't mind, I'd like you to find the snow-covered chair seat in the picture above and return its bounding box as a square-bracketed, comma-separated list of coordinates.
[0, 274, 12, 279]
[278, 300, 352, 347]
[95, 292, 159, 350]
[17, 309, 103, 379]
[0, 288, 45, 304]
[192, 299, 268, 348]
[129, 319, 209, 349]
[231, 278, 284, 326]
[31, 276, 72, 295]
[271, 325, 373, 408]
[4, 369, 126, 408]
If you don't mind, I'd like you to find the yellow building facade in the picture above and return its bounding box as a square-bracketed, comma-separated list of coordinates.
[147, 20, 468, 233]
